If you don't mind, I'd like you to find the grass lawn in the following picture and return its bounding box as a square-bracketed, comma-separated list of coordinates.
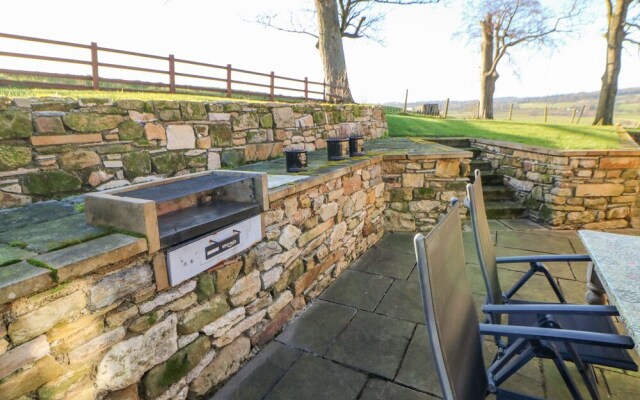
[387, 114, 624, 150]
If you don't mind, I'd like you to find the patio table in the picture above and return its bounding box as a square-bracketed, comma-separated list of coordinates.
[580, 230, 640, 356]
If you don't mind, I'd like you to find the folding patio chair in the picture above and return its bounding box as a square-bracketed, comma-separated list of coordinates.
[414, 203, 635, 400]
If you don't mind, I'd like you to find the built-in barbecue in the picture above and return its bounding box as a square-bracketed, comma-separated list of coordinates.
[84, 170, 267, 286]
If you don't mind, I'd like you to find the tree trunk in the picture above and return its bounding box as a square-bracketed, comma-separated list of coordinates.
[479, 15, 498, 119]
[315, 0, 354, 103]
[594, 0, 631, 125]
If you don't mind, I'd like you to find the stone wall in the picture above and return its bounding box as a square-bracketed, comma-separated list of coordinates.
[472, 139, 640, 229]
[0, 97, 386, 208]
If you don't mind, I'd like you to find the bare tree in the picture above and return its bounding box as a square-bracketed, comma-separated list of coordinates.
[593, 0, 640, 125]
[256, 0, 439, 103]
[460, 0, 580, 119]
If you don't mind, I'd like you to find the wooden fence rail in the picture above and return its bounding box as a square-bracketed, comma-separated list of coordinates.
[0, 32, 343, 102]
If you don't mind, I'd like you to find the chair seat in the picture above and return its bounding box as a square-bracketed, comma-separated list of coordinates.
[506, 300, 637, 371]
[496, 388, 543, 400]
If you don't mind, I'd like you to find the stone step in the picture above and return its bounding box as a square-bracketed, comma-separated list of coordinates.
[482, 186, 511, 201]
[473, 173, 503, 185]
[470, 160, 492, 172]
[485, 201, 527, 219]
[463, 147, 483, 158]
[426, 138, 471, 148]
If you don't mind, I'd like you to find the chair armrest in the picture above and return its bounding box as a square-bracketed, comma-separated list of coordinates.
[479, 324, 634, 349]
[482, 304, 619, 316]
[496, 254, 591, 264]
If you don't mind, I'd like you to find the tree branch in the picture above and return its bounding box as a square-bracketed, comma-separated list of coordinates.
[253, 13, 319, 39]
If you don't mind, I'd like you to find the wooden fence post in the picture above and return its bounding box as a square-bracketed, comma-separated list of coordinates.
[226, 64, 232, 98]
[168, 55, 176, 94]
[508, 104, 513, 121]
[304, 77, 309, 101]
[90, 42, 99, 90]
[403, 89, 408, 113]
[443, 98, 449, 119]
[269, 72, 275, 101]
[571, 108, 577, 124]
[477, 101, 480, 119]
[576, 105, 586, 124]
[544, 105, 548, 123]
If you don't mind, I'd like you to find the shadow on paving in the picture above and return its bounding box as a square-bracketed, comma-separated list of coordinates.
[212, 221, 640, 400]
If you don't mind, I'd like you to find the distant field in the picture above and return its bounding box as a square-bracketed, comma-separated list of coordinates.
[387, 114, 623, 150]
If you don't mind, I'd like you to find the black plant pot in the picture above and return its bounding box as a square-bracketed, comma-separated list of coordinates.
[349, 136, 365, 156]
[327, 137, 350, 161]
[285, 149, 308, 172]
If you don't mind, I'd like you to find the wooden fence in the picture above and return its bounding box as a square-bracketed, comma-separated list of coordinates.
[0, 32, 343, 102]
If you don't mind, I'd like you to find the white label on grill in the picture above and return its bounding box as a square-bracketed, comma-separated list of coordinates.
[166, 215, 262, 286]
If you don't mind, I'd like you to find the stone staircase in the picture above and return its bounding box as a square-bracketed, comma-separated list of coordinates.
[428, 138, 527, 219]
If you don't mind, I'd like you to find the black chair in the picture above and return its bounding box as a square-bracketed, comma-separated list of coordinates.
[465, 170, 637, 398]
[414, 203, 635, 400]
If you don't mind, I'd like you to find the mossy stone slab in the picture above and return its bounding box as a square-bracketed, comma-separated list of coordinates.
[0, 145, 32, 171]
[152, 152, 187, 174]
[0, 261, 53, 305]
[0, 245, 35, 267]
[62, 113, 123, 132]
[0, 213, 107, 253]
[0, 111, 33, 139]
[0, 201, 76, 233]
[20, 171, 82, 195]
[117, 120, 144, 140]
[122, 151, 152, 179]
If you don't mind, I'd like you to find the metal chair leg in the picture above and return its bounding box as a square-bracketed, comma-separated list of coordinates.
[535, 263, 567, 303]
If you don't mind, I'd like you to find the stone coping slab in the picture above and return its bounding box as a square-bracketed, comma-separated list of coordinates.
[469, 137, 640, 156]
[239, 137, 471, 202]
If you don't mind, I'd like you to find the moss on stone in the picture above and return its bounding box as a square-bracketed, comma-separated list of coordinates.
[20, 171, 82, 195]
[152, 152, 187, 175]
[122, 151, 152, 179]
[389, 189, 405, 202]
[62, 113, 122, 132]
[180, 102, 207, 120]
[445, 181, 467, 191]
[312, 111, 326, 125]
[0, 111, 33, 139]
[209, 124, 233, 146]
[115, 99, 145, 111]
[187, 153, 207, 169]
[352, 106, 363, 118]
[259, 113, 273, 128]
[0, 145, 31, 171]
[223, 103, 242, 113]
[117, 120, 144, 141]
[196, 274, 216, 302]
[220, 148, 245, 168]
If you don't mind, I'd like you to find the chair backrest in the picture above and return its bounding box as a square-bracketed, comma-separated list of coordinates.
[467, 169, 503, 307]
[414, 202, 487, 400]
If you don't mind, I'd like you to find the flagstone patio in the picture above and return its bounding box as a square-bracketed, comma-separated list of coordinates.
[212, 220, 640, 400]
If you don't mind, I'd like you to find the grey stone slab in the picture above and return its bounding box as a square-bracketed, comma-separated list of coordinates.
[276, 300, 356, 355]
[483, 341, 545, 398]
[267, 174, 309, 189]
[359, 378, 436, 400]
[408, 265, 419, 282]
[494, 246, 575, 281]
[325, 311, 415, 379]
[603, 369, 640, 397]
[0, 201, 77, 233]
[496, 231, 575, 254]
[375, 232, 416, 255]
[498, 219, 545, 231]
[395, 326, 442, 396]
[0, 213, 106, 253]
[264, 353, 367, 400]
[350, 246, 416, 280]
[319, 270, 393, 312]
[0, 261, 53, 305]
[375, 280, 425, 324]
[0, 245, 35, 267]
[542, 359, 606, 400]
[211, 341, 301, 400]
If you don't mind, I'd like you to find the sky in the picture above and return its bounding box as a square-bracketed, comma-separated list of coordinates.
[1, 0, 639, 104]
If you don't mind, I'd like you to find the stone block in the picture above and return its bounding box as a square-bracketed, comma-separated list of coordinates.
[63, 113, 122, 132]
[196, 136, 212, 149]
[139, 280, 197, 314]
[59, 150, 101, 170]
[215, 261, 243, 293]
[178, 295, 230, 335]
[278, 225, 302, 250]
[89, 264, 153, 309]
[68, 326, 126, 364]
[142, 335, 210, 398]
[166, 125, 196, 150]
[50, 316, 104, 354]
[261, 266, 283, 289]
[0, 355, 64, 400]
[37, 363, 92, 400]
[272, 107, 295, 128]
[229, 271, 261, 306]
[202, 307, 245, 337]
[209, 123, 233, 146]
[575, 183, 624, 197]
[207, 151, 221, 170]
[152, 151, 187, 174]
[31, 133, 102, 146]
[9, 291, 86, 344]
[606, 206, 629, 219]
[33, 116, 65, 134]
[0, 111, 33, 139]
[118, 120, 144, 140]
[0, 335, 49, 380]
[402, 173, 424, 188]
[232, 112, 259, 131]
[195, 274, 216, 302]
[435, 159, 461, 178]
[0, 261, 53, 305]
[97, 314, 178, 391]
[122, 151, 152, 179]
[408, 200, 440, 213]
[220, 148, 245, 168]
[128, 111, 156, 122]
[267, 290, 293, 319]
[599, 157, 640, 169]
[0, 145, 31, 171]
[213, 309, 266, 347]
[583, 219, 629, 229]
[189, 336, 250, 397]
[180, 102, 207, 120]
[259, 113, 273, 128]
[144, 123, 166, 140]
[297, 219, 334, 247]
[208, 113, 231, 122]
[20, 171, 82, 195]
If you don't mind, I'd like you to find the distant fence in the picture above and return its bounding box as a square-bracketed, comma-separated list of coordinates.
[0, 32, 345, 102]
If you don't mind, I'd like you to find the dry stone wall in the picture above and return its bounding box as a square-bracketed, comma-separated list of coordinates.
[473, 139, 640, 229]
[0, 97, 386, 208]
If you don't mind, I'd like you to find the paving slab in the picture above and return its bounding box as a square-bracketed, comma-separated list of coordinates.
[319, 270, 393, 312]
[359, 378, 437, 400]
[0, 201, 77, 233]
[0, 245, 35, 267]
[498, 219, 545, 231]
[350, 246, 415, 280]
[541, 359, 607, 400]
[603, 369, 640, 397]
[375, 280, 424, 324]
[483, 341, 545, 399]
[494, 246, 576, 281]
[0, 261, 53, 305]
[374, 232, 416, 255]
[325, 311, 415, 379]
[0, 213, 106, 253]
[264, 353, 367, 400]
[395, 326, 442, 397]
[276, 300, 356, 355]
[211, 341, 301, 400]
[496, 231, 575, 254]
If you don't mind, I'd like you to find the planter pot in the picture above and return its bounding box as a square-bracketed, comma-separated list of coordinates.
[327, 138, 350, 161]
[349, 136, 365, 156]
[285, 149, 308, 172]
